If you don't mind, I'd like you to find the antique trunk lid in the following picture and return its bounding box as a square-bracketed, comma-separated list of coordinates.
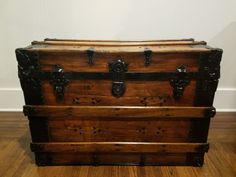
[16, 38, 222, 106]
[22, 38, 212, 73]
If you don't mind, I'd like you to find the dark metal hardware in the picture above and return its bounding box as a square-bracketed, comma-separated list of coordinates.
[86, 48, 95, 65]
[50, 65, 69, 101]
[192, 155, 204, 167]
[194, 49, 223, 106]
[108, 59, 128, 97]
[205, 107, 216, 118]
[170, 65, 190, 100]
[39, 71, 199, 81]
[140, 154, 146, 166]
[35, 153, 52, 166]
[16, 50, 50, 143]
[199, 144, 210, 152]
[144, 48, 152, 66]
[111, 82, 126, 97]
[15, 49, 44, 105]
[23, 106, 36, 116]
[92, 154, 99, 166]
[200, 49, 222, 80]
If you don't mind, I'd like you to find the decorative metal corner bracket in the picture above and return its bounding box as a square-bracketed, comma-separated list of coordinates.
[15, 49, 44, 105]
[192, 156, 204, 167]
[144, 48, 152, 66]
[50, 65, 69, 101]
[170, 65, 190, 100]
[23, 106, 36, 116]
[108, 59, 128, 97]
[86, 48, 95, 65]
[199, 49, 223, 81]
[194, 49, 223, 106]
[196, 144, 210, 153]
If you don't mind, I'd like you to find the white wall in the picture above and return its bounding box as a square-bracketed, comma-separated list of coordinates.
[0, 0, 236, 111]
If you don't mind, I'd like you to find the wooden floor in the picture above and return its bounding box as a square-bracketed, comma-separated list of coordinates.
[0, 112, 235, 177]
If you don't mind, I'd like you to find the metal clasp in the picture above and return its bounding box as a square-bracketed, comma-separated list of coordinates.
[108, 59, 128, 97]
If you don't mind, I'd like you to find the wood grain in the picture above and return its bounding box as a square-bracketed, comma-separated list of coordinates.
[39, 52, 199, 72]
[0, 112, 235, 177]
[48, 152, 188, 166]
[44, 38, 196, 42]
[32, 40, 207, 46]
[47, 119, 191, 142]
[29, 44, 211, 53]
[31, 142, 209, 153]
[42, 80, 197, 106]
[23, 105, 213, 118]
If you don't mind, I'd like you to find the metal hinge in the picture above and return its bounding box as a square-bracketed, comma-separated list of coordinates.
[144, 48, 152, 66]
[86, 48, 95, 65]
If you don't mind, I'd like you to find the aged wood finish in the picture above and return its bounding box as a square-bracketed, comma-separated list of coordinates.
[24, 106, 214, 146]
[45, 152, 191, 166]
[47, 119, 192, 142]
[35, 38, 207, 46]
[23, 105, 215, 118]
[41, 80, 197, 106]
[31, 142, 209, 166]
[31, 142, 209, 153]
[15, 39, 222, 166]
[44, 38, 196, 42]
[39, 52, 200, 73]
[32, 40, 207, 46]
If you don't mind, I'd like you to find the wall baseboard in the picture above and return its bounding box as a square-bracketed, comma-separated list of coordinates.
[214, 88, 236, 112]
[0, 88, 236, 112]
[0, 88, 24, 111]
[0, 109, 23, 112]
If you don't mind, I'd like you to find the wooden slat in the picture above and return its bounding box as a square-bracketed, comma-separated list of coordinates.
[29, 45, 210, 53]
[47, 152, 188, 166]
[37, 38, 204, 46]
[39, 52, 200, 72]
[47, 119, 192, 142]
[30, 142, 209, 153]
[44, 38, 195, 42]
[23, 105, 214, 118]
[41, 80, 197, 106]
[31, 40, 207, 46]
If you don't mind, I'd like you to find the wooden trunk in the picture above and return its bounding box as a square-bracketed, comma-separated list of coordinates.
[16, 38, 222, 166]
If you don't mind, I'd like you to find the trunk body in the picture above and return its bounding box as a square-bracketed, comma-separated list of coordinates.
[16, 38, 222, 166]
